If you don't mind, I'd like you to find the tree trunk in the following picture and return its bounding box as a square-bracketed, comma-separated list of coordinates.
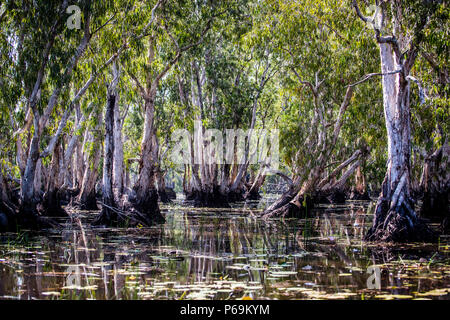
[20, 115, 41, 218]
[156, 167, 170, 203]
[131, 96, 164, 224]
[245, 171, 266, 200]
[365, 42, 435, 242]
[0, 169, 16, 232]
[350, 165, 371, 200]
[94, 89, 117, 225]
[112, 94, 124, 204]
[42, 142, 66, 217]
[77, 113, 102, 211]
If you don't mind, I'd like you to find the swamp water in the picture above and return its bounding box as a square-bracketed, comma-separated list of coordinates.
[0, 194, 449, 300]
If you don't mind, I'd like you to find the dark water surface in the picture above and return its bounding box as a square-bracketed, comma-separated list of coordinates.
[0, 195, 449, 300]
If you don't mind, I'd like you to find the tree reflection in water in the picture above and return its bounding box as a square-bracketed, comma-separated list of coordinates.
[0, 199, 448, 300]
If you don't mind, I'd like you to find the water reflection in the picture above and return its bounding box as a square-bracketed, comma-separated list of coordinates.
[0, 197, 448, 300]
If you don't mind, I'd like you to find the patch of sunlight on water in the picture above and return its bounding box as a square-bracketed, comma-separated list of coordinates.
[0, 194, 449, 300]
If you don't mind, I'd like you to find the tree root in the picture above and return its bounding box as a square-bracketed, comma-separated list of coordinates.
[129, 189, 165, 225]
[261, 195, 314, 219]
[365, 197, 438, 242]
[93, 201, 159, 227]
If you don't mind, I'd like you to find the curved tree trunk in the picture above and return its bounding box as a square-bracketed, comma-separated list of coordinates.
[245, 171, 266, 200]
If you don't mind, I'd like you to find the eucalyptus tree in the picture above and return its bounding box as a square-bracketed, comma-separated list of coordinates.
[168, 6, 280, 206]
[408, 3, 449, 222]
[119, 0, 250, 215]
[259, 0, 382, 218]
[352, 0, 444, 241]
[0, 0, 119, 225]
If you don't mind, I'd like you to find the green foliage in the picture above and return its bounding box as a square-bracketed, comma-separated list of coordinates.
[0, 0, 447, 194]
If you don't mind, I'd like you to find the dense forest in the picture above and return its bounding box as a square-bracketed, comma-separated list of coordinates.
[0, 0, 448, 246]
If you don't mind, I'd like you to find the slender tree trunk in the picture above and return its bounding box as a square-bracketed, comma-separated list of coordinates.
[94, 89, 117, 225]
[112, 95, 124, 204]
[77, 113, 102, 210]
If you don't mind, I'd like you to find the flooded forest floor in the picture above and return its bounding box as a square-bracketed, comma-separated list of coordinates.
[0, 194, 449, 300]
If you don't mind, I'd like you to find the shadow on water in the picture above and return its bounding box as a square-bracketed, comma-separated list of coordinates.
[0, 195, 449, 300]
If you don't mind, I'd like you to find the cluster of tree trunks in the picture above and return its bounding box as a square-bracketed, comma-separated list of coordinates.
[178, 51, 277, 207]
[0, 1, 178, 229]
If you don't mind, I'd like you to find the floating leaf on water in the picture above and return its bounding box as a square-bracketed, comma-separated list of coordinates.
[61, 285, 98, 290]
[269, 271, 298, 278]
[416, 288, 450, 297]
[42, 291, 61, 296]
[374, 294, 413, 300]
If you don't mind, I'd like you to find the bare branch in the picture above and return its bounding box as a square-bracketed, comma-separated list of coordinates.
[127, 69, 148, 99]
[348, 69, 402, 88]
[91, 13, 117, 36]
[352, 0, 370, 23]
[317, 149, 362, 190]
